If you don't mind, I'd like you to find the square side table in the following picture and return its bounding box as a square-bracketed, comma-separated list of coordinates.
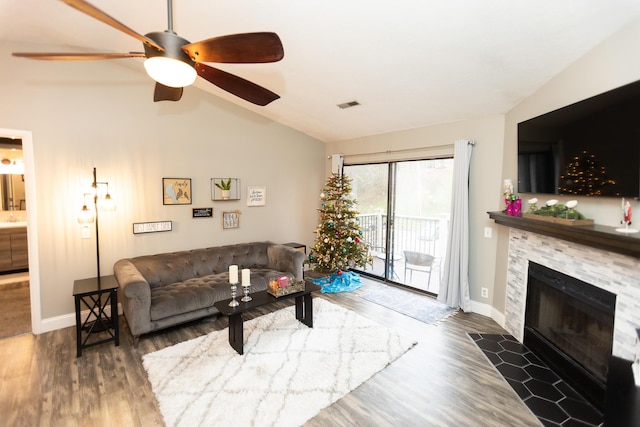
[73, 275, 120, 357]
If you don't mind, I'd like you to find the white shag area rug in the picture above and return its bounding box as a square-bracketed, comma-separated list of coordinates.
[143, 298, 417, 427]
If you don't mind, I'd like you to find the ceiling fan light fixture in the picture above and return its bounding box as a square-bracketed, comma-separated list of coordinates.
[144, 56, 197, 88]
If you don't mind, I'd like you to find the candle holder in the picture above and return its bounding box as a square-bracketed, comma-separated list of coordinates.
[241, 284, 252, 302]
[228, 282, 240, 307]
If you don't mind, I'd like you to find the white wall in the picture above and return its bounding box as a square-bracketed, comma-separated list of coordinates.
[0, 41, 325, 329]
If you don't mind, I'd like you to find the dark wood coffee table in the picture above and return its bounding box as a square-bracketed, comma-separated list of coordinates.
[214, 279, 321, 355]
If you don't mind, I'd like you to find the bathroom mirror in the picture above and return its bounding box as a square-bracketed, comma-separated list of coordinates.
[0, 138, 25, 211]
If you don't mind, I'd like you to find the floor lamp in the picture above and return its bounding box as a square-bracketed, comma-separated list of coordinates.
[78, 167, 115, 284]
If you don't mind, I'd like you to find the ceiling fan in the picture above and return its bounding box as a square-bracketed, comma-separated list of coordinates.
[12, 0, 284, 105]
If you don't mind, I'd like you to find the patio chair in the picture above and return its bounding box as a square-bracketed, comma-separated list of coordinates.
[403, 250, 436, 288]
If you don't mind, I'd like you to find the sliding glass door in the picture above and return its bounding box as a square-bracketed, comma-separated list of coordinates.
[345, 158, 453, 295]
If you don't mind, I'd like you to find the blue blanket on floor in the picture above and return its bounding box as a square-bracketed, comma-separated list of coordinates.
[312, 271, 363, 293]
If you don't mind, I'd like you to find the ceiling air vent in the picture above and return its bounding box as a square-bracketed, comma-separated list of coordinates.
[337, 100, 360, 109]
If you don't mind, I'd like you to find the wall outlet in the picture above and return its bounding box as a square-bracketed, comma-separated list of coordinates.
[481, 287, 489, 298]
[484, 227, 492, 238]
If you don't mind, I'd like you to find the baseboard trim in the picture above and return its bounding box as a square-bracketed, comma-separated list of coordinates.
[40, 303, 123, 334]
[470, 299, 506, 329]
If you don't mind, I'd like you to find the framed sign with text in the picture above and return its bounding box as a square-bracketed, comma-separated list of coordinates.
[247, 187, 266, 206]
[222, 210, 240, 229]
[192, 207, 213, 218]
[133, 221, 172, 234]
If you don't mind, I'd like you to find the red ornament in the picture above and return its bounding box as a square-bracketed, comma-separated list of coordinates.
[355, 238, 360, 243]
[337, 270, 343, 276]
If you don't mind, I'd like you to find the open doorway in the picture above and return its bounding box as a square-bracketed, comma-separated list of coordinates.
[0, 137, 30, 339]
[0, 128, 39, 337]
[345, 158, 453, 295]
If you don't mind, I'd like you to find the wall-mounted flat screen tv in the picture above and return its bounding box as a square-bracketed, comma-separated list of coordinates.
[517, 79, 640, 198]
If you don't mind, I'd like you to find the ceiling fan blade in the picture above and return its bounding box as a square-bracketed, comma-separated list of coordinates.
[12, 52, 146, 61]
[60, 0, 164, 51]
[183, 32, 284, 64]
[154, 83, 183, 102]
[195, 63, 280, 106]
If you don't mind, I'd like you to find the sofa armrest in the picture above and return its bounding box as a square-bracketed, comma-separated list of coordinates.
[267, 243, 305, 280]
[113, 259, 152, 338]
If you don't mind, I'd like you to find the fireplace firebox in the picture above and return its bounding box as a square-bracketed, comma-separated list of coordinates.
[524, 261, 616, 409]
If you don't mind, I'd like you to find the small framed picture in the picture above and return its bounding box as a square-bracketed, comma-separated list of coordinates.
[222, 210, 240, 229]
[192, 207, 213, 218]
[163, 178, 192, 205]
[247, 187, 266, 206]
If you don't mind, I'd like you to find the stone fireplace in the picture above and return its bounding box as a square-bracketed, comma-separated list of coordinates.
[503, 227, 640, 368]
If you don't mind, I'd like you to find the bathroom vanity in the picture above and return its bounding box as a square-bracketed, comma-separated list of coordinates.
[0, 223, 28, 272]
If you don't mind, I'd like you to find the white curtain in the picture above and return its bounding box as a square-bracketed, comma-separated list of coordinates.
[438, 140, 473, 311]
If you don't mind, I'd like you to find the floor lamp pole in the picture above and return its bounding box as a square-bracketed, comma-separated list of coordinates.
[93, 167, 101, 281]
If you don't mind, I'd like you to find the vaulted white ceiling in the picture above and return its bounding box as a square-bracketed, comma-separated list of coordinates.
[3, 0, 640, 142]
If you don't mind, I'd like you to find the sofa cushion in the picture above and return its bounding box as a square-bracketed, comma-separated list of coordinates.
[150, 274, 226, 321]
[149, 268, 277, 321]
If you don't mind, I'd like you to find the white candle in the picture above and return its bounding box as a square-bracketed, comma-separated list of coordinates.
[242, 268, 251, 286]
[229, 265, 238, 283]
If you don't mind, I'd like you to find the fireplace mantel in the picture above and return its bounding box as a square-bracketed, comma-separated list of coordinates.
[488, 211, 640, 259]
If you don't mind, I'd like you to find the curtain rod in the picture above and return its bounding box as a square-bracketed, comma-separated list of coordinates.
[328, 140, 475, 159]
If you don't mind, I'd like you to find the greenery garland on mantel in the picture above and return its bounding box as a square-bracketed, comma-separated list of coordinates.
[527, 198, 586, 220]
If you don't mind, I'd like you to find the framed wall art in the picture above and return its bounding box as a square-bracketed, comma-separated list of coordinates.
[133, 221, 172, 234]
[247, 187, 266, 206]
[222, 210, 240, 229]
[192, 207, 213, 218]
[212, 178, 240, 201]
[163, 178, 192, 205]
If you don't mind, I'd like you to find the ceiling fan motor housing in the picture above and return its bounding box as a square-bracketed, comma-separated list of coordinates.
[143, 31, 194, 65]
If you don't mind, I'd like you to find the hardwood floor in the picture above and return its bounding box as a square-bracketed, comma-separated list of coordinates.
[0, 280, 541, 426]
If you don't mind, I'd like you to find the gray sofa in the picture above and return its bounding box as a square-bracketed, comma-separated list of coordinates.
[113, 241, 305, 343]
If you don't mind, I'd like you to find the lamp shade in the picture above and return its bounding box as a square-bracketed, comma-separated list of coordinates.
[144, 56, 197, 88]
[99, 193, 116, 211]
[78, 205, 95, 224]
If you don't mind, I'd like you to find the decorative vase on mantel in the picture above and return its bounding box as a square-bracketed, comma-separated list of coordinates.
[505, 198, 522, 216]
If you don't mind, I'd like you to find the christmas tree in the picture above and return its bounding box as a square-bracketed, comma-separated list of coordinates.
[309, 173, 372, 280]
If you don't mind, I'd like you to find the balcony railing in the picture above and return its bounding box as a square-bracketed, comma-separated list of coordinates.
[357, 212, 449, 293]
[358, 212, 448, 256]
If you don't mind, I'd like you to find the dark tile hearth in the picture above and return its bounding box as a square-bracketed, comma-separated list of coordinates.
[469, 333, 603, 427]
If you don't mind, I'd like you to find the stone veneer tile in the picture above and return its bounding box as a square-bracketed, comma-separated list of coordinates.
[505, 229, 640, 361]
